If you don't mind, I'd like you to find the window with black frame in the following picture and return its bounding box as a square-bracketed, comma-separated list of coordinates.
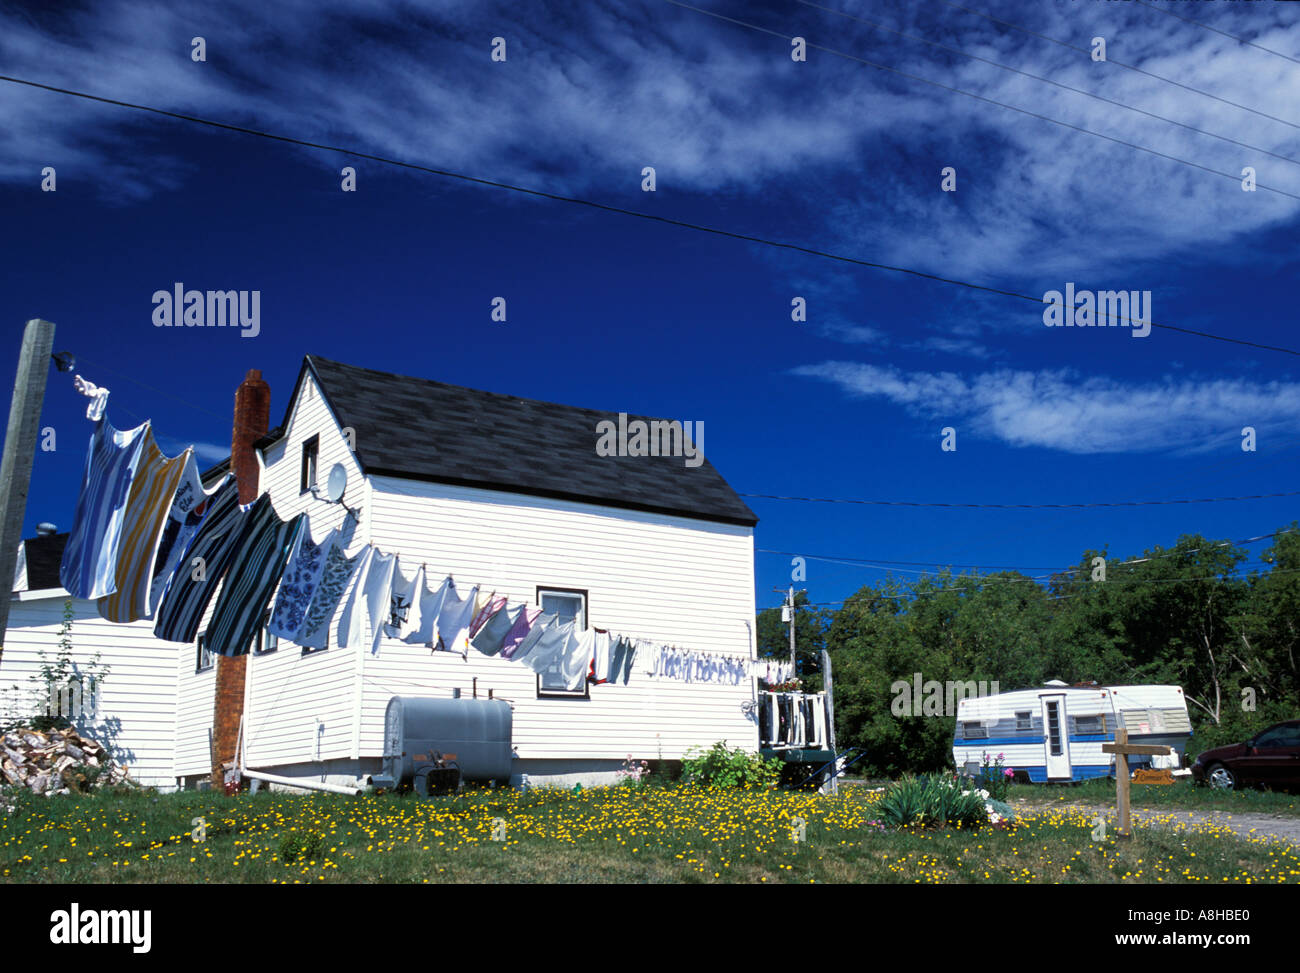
[196, 632, 213, 673]
[300, 435, 319, 494]
[536, 586, 588, 698]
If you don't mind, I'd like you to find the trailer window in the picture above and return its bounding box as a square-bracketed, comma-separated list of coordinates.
[962, 721, 987, 740]
[1075, 714, 1103, 735]
[1015, 711, 1031, 731]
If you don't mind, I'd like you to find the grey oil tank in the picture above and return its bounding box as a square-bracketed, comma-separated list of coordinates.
[372, 696, 512, 789]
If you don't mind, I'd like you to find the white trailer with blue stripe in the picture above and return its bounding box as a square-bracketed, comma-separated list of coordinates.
[952, 682, 1192, 783]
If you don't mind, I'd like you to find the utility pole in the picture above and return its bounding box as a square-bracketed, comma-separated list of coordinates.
[0, 320, 56, 659]
[786, 586, 796, 673]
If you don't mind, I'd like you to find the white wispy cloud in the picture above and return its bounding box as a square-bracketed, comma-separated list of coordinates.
[0, 0, 1296, 279]
[791, 360, 1300, 454]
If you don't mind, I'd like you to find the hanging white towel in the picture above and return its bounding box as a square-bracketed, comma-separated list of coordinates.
[435, 581, 479, 654]
[338, 547, 397, 655]
[560, 627, 596, 692]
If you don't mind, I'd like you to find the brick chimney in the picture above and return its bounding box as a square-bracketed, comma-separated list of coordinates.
[211, 369, 271, 789]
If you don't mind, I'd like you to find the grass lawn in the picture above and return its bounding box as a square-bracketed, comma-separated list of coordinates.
[1006, 778, 1300, 816]
[4, 783, 1299, 884]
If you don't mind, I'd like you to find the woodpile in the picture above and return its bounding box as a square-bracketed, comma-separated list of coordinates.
[1, 727, 130, 795]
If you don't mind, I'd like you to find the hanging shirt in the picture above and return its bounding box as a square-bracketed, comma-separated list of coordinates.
[469, 593, 507, 638]
[518, 618, 574, 676]
[383, 561, 424, 641]
[152, 479, 244, 643]
[295, 536, 361, 649]
[559, 627, 595, 692]
[338, 547, 397, 655]
[206, 503, 303, 657]
[97, 431, 194, 623]
[148, 468, 228, 619]
[509, 612, 559, 665]
[59, 417, 150, 600]
[499, 606, 542, 659]
[471, 603, 523, 656]
[405, 575, 451, 646]
[267, 522, 335, 641]
[435, 581, 479, 654]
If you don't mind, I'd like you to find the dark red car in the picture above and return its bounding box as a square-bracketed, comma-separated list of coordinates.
[1190, 720, 1300, 790]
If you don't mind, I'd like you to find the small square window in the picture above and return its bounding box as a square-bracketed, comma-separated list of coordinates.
[1015, 711, 1032, 731]
[962, 721, 987, 740]
[536, 587, 589, 698]
[300, 435, 320, 494]
[196, 633, 214, 673]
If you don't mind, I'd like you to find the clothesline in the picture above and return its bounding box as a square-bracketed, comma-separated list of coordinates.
[55, 388, 790, 690]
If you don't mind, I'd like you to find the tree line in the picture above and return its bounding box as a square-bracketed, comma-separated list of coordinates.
[756, 525, 1300, 776]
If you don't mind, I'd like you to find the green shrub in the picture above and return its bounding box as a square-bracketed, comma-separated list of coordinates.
[876, 773, 988, 829]
[278, 830, 325, 863]
[681, 742, 782, 789]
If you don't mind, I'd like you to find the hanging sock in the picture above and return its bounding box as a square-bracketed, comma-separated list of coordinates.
[471, 603, 522, 656]
[152, 478, 244, 643]
[206, 503, 303, 657]
[97, 431, 194, 623]
[406, 575, 451, 646]
[294, 536, 361, 649]
[72, 375, 110, 421]
[499, 606, 542, 659]
[267, 521, 335, 641]
[591, 631, 612, 684]
[59, 417, 150, 600]
[383, 561, 424, 640]
[338, 547, 397, 655]
[434, 580, 479, 654]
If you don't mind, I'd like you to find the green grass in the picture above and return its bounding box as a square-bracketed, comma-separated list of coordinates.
[1007, 778, 1300, 816]
[3, 783, 1298, 884]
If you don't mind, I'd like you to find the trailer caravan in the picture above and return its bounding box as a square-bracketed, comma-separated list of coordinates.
[952, 683, 1192, 783]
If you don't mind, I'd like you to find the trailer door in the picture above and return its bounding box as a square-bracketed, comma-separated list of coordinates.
[1041, 694, 1071, 779]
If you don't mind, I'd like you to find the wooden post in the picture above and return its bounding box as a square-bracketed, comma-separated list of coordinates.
[821, 648, 837, 795]
[0, 319, 56, 659]
[1102, 727, 1171, 838]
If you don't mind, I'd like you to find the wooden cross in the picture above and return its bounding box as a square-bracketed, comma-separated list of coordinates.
[1101, 728, 1171, 837]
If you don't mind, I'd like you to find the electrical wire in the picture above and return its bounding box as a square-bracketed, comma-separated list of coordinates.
[794, 0, 1300, 168]
[933, 0, 1300, 131]
[3, 70, 1300, 358]
[1133, 0, 1300, 67]
[663, 0, 1300, 204]
[740, 488, 1300, 508]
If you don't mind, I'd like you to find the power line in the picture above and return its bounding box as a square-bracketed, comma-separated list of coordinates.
[739, 489, 1300, 508]
[1133, 0, 1300, 67]
[73, 354, 229, 422]
[933, 0, 1300, 131]
[663, 0, 1300, 204]
[4, 70, 1300, 359]
[794, 0, 1300, 169]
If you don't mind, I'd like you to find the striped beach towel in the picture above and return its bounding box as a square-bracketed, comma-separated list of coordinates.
[59, 417, 150, 599]
[152, 479, 244, 643]
[148, 471, 230, 618]
[205, 499, 302, 657]
[97, 431, 194, 623]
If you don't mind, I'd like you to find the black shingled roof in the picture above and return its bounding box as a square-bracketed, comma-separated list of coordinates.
[20, 532, 68, 591]
[278, 356, 757, 527]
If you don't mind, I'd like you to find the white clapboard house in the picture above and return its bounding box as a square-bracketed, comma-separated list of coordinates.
[2, 355, 760, 790]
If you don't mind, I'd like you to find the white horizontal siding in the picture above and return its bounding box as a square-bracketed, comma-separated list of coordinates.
[359, 476, 757, 761]
[0, 594, 180, 788]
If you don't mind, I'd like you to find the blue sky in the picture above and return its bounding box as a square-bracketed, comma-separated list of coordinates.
[3, 0, 1299, 613]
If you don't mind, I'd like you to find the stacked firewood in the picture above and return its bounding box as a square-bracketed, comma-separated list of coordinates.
[0, 727, 130, 794]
